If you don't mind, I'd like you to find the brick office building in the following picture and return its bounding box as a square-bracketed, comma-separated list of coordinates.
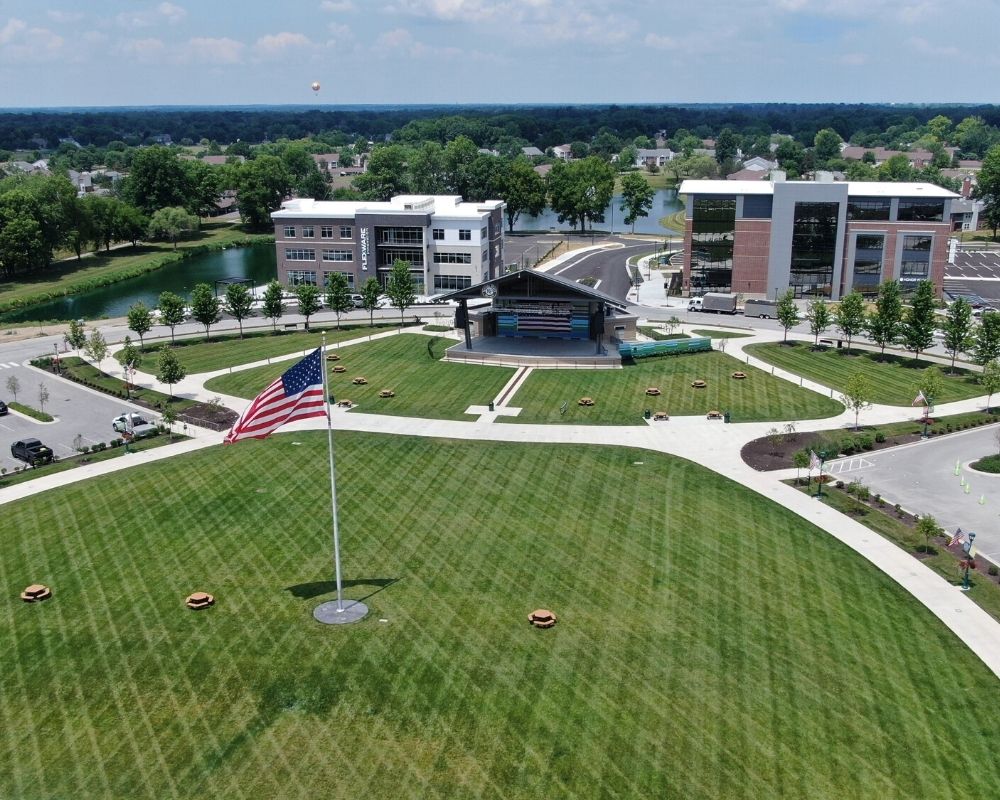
[271, 194, 505, 294]
[679, 175, 959, 299]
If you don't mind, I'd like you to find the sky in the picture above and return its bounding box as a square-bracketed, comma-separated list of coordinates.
[0, 0, 993, 107]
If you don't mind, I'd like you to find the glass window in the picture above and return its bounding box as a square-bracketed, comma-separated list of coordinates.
[433, 252, 472, 264]
[321, 225, 334, 238]
[432, 228, 445, 240]
[324, 271, 355, 288]
[897, 199, 945, 222]
[433, 275, 472, 291]
[481, 226, 488, 239]
[284, 249, 316, 261]
[340, 226, 353, 238]
[852, 233, 884, 294]
[689, 197, 736, 293]
[283, 225, 296, 238]
[377, 227, 423, 245]
[459, 229, 471, 241]
[847, 198, 891, 221]
[377, 248, 424, 267]
[323, 250, 353, 262]
[286, 270, 317, 286]
[899, 235, 932, 291]
[789, 202, 839, 298]
[301, 226, 314, 238]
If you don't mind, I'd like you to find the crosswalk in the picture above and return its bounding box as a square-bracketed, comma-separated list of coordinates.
[825, 456, 874, 475]
[0, 362, 21, 369]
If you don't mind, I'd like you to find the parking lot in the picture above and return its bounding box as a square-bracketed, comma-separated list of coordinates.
[0, 364, 155, 473]
[944, 245, 1000, 310]
[503, 233, 567, 269]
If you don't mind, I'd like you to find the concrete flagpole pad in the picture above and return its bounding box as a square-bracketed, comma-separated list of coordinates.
[313, 599, 369, 625]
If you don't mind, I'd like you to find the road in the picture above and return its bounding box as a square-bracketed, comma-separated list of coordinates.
[542, 237, 660, 300]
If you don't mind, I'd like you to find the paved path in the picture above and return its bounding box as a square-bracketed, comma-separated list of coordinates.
[5, 321, 1000, 681]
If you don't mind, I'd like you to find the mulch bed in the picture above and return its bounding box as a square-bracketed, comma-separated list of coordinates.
[742, 429, 922, 471]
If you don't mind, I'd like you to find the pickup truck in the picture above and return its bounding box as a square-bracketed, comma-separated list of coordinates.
[11, 438, 54, 466]
[112, 412, 158, 439]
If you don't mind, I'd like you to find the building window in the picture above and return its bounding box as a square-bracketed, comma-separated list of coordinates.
[897, 199, 945, 222]
[900, 234, 932, 290]
[690, 197, 736, 293]
[301, 226, 314, 238]
[340, 225, 353, 238]
[432, 228, 444, 240]
[285, 248, 316, 261]
[852, 234, 884, 294]
[480, 226, 488, 239]
[283, 225, 296, 238]
[377, 227, 423, 245]
[433, 252, 472, 264]
[789, 201, 839, 298]
[323, 250, 354, 262]
[459, 229, 471, 241]
[433, 275, 472, 291]
[847, 198, 891, 221]
[377, 248, 424, 267]
[321, 225, 334, 238]
[324, 271, 355, 288]
[286, 270, 317, 286]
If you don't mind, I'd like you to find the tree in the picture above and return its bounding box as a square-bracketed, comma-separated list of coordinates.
[123, 146, 191, 215]
[65, 318, 87, 354]
[841, 372, 874, 431]
[793, 450, 810, 486]
[183, 160, 222, 217]
[619, 172, 655, 233]
[942, 297, 974, 373]
[813, 128, 844, 166]
[806, 299, 831, 346]
[866, 279, 903, 359]
[114, 203, 148, 247]
[974, 144, 1000, 238]
[385, 259, 416, 326]
[324, 271, 353, 329]
[293, 283, 322, 331]
[37, 382, 49, 413]
[361, 276, 382, 327]
[190, 283, 220, 340]
[5, 374, 20, 403]
[235, 155, 294, 229]
[834, 291, 866, 353]
[160, 405, 178, 438]
[915, 514, 942, 554]
[224, 282, 254, 339]
[546, 157, 615, 232]
[715, 128, 739, 165]
[973, 311, 1000, 365]
[499, 157, 546, 232]
[980, 360, 1000, 411]
[353, 145, 410, 201]
[119, 336, 142, 398]
[126, 301, 152, 348]
[156, 345, 187, 400]
[158, 291, 186, 343]
[900, 279, 937, 361]
[83, 328, 108, 369]
[147, 206, 199, 248]
[916, 367, 945, 414]
[261, 280, 285, 332]
[776, 290, 799, 343]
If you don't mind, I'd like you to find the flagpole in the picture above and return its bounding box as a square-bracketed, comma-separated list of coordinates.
[321, 334, 345, 613]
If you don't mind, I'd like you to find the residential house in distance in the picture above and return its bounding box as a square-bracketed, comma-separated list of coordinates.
[271, 194, 506, 295]
[521, 146, 544, 158]
[840, 145, 958, 167]
[551, 144, 573, 161]
[199, 154, 244, 166]
[635, 148, 675, 168]
[679, 173, 959, 300]
[727, 156, 778, 181]
[312, 153, 340, 175]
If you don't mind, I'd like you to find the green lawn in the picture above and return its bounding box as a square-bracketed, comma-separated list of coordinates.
[205, 334, 514, 420]
[128, 324, 397, 375]
[508, 351, 843, 424]
[691, 328, 753, 339]
[3, 432, 1000, 798]
[746, 342, 983, 406]
[57, 356, 197, 411]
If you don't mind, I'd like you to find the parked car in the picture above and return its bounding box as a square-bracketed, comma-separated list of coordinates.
[351, 294, 365, 308]
[688, 297, 703, 312]
[0, 400, 7, 415]
[112, 412, 158, 438]
[11, 438, 54, 466]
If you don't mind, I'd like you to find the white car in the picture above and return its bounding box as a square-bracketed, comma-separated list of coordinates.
[112, 412, 157, 438]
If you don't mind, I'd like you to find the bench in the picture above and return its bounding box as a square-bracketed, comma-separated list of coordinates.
[283, 323, 298, 330]
[653, 411, 669, 421]
[707, 410, 723, 420]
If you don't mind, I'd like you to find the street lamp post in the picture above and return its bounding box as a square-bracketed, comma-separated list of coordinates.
[815, 451, 827, 498]
[921, 397, 934, 439]
[962, 531, 977, 590]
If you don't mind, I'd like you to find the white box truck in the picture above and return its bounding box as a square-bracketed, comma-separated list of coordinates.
[699, 292, 738, 315]
[743, 299, 779, 319]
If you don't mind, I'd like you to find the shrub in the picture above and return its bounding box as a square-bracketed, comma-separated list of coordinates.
[859, 435, 874, 450]
[874, 431, 886, 443]
[894, 503, 902, 516]
[989, 564, 999, 577]
[857, 484, 870, 501]
[946, 424, 953, 432]
[835, 480, 845, 489]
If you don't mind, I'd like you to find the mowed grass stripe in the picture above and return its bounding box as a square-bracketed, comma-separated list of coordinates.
[205, 334, 515, 421]
[746, 341, 983, 406]
[506, 351, 842, 424]
[4, 434, 1000, 797]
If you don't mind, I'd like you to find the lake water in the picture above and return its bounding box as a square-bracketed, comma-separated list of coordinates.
[514, 188, 683, 235]
[2, 244, 278, 323]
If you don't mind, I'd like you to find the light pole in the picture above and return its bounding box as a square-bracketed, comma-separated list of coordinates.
[962, 531, 977, 590]
[815, 451, 828, 498]
[921, 395, 934, 438]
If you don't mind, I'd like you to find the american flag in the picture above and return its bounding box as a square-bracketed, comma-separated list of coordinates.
[809, 450, 821, 471]
[224, 348, 327, 444]
[951, 528, 966, 547]
[912, 390, 928, 406]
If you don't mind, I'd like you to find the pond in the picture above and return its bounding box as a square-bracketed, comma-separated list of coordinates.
[2, 244, 278, 323]
[514, 188, 683, 235]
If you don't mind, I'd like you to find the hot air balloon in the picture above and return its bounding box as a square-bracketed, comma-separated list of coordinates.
[311, 81, 321, 92]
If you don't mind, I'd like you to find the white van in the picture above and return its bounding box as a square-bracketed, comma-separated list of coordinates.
[687, 297, 703, 312]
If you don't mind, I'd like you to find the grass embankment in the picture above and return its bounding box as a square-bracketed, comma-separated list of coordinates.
[126, 325, 398, 375]
[0, 222, 273, 316]
[3, 432, 1000, 797]
[746, 341, 983, 405]
[205, 334, 515, 420]
[637, 326, 687, 341]
[690, 328, 753, 339]
[508, 351, 842, 424]
[57, 356, 196, 411]
[8, 401, 54, 422]
[972, 454, 1000, 473]
[658, 210, 686, 233]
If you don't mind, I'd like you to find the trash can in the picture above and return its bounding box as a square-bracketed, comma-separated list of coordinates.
[723, 410, 731, 424]
[329, 394, 335, 404]
[644, 409, 651, 420]
[488, 401, 495, 411]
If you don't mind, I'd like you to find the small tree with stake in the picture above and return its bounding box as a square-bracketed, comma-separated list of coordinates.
[156, 345, 187, 400]
[65, 318, 87, 355]
[6, 375, 20, 403]
[915, 513, 942, 555]
[361, 276, 381, 327]
[261, 280, 285, 333]
[324, 272, 353, 329]
[119, 336, 142, 399]
[83, 329, 108, 371]
[158, 291, 186, 344]
[776, 290, 799, 343]
[293, 284, 322, 331]
[190, 283, 220, 341]
[806, 299, 831, 347]
[126, 301, 152, 349]
[840, 371, 874, 431]
[980, 359, 1000, 412]
[942, 296, 974, 374]
[900, 279, 936, 362]
[793, 450, 810, 486]
[386, 259, 417, 327]
[834, 291, 866, 353]
[224, 282, 254, 339]
[37, 382, 49, 413]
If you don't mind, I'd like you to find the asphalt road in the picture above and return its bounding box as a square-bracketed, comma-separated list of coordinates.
[826, 426, 1000, 563]
[945, 248, 1000, 308]
[545, 238, 658, 300]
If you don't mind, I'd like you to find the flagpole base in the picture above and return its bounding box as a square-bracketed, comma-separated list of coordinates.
[313, 599, 369, 625]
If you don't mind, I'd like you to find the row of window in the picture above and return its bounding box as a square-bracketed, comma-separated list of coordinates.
[286, 249, 354, 262]
[433, 275, 472, 291]
[851, 233, 932, 293]
[284, 225, 353, 239]
[433, 252, 472, 264]
[432, 228, 476, 241]
[286, 270, 356, 288]
[846, 198, 945, 223]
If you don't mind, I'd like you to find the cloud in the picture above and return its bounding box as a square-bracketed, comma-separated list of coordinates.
[0, 18, 64, 61]
[46, 10, 85, 24]
[118, 37, 167, 63]
[838, 52, 868, 66]
[320, 0, 355, 10]
[376, 27, 413, 48]
[907, 36, 960, 59]
[388, 0, 551, 23]
[255, 31, 314, 57]
[327, 22, 353, 38]
[117, 2, 187, 28]
[186, 37, 245, 64]
[0, 17, 27, 44]
[644, 33, 678, 50]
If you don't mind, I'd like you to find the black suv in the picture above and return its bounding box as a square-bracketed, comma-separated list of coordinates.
[11, 439, 54, 466]
[0, 400, 7, 415]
